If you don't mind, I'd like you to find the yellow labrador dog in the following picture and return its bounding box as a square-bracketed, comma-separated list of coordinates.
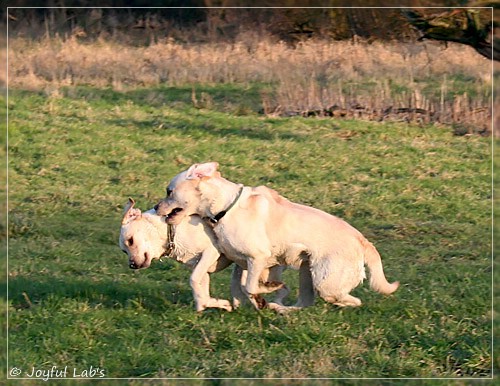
[120, 198, 294, 312]
[156, 162, 399, 310]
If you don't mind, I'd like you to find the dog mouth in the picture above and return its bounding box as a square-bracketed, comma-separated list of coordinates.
[129, 252, 152, 270]
[129, 260, 152, 270]
[165, 207, 184, 221]
[129, 261, 141, 269]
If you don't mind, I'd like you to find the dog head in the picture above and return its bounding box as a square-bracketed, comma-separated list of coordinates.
[155, 162, 220, 224]
[120, 198, 168, 269]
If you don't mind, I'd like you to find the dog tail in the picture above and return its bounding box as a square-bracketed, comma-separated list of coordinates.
[363, 239, 399, 295]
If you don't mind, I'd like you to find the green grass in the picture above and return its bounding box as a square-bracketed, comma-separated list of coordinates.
[6, 85, 492, 380]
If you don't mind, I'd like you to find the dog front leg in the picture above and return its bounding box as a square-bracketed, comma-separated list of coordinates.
[190, 268, 211, 312]
[201, 273, 233, 311]
[245, 256, 270, 309]
[192, 272, 211, 311]
[266, 266, 289, 305]
[190, 247, 232, 312]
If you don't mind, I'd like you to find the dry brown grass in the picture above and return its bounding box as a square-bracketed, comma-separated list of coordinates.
[8, 34, 490, 88]
[7, 33, 492, 132]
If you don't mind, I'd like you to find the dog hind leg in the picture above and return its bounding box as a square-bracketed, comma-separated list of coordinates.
[294, 259, 315, 308]
[231, 265, 247, 309]
[311, 253, 365, 308]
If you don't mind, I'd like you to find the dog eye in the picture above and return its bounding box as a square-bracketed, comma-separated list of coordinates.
[127, 237, 134, 246]
[166, 188, 173, 197]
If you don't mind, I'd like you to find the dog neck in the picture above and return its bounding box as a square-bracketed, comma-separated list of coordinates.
[203, 178, 244, 224]
[142, 211, 176, 259]
[207, 185, 244, 224]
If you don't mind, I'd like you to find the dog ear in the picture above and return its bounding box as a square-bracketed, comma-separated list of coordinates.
[122, 197, 142, 225]
[186, 162, 219, 179]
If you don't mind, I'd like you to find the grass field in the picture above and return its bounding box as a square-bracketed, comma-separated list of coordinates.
[5, 84, 493, 381]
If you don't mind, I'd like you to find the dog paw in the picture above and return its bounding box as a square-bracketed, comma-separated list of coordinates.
[267, 302, 301, 315]
[198, 298, 233, 312]
[252, 294, 267, 309]
[211, 298, 233, 312]
[232, 298, 242, 309]
[219, 300, 233, 312]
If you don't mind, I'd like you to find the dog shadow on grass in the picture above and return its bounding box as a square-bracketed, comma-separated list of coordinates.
[15, 87, 306, 143]
[7, 264, 197, 312]
[104, 114, 304, 143]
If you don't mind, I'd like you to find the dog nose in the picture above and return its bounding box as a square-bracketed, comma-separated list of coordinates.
[129, 261, 138, 269]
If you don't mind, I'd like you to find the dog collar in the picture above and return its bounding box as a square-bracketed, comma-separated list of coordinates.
[208, 185, 244, 224]
[160, 224, 176, 261]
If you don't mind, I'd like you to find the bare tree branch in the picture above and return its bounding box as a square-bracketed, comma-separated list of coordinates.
[402, 9, 498, 61]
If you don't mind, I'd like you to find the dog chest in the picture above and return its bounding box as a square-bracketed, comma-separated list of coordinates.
[173, 251, 201, 269]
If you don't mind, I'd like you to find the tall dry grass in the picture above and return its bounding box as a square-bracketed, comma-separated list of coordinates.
[8, 33, 492, 133]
